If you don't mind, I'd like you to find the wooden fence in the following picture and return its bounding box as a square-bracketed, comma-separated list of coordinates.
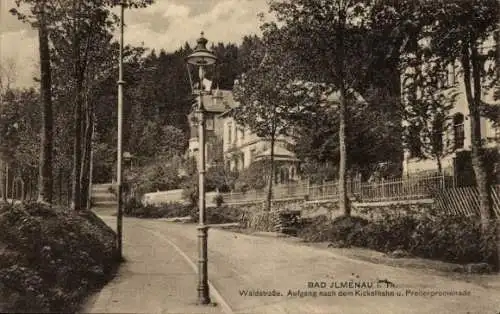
[433, 185, 500, 218]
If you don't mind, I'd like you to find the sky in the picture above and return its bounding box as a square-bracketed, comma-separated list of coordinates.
[0, 0, 270, 88]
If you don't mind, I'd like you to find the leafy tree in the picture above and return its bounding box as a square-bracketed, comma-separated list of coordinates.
[0, 59, 18, 201]
[0, 58, 17, 96]
[232, 25, 307, 211]
[233, 160, 271, 192]
[210, 42, 241, 90]
[238, 35, 265, 73]
[402, 53, 460, 174]
[294, 88, 403, 182]
[10, 1, 54, 203]
[125, 154, 184, 197]
[403, 0, 499, 268]
[268, 0, 409, 216]
[11, 0, 155, 209]
[0, 88, 41, 200]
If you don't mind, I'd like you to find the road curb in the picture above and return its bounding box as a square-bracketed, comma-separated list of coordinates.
[141, 227, 234, 314]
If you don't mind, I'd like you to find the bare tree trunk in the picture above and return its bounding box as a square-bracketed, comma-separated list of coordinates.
[80, 97, 93, 209]
[5, 164, 9, 202]
[266, 136, 275, 211]
[336, 12, 350, 217]
[462, 42, 498, 269]
[71, 0, 83, 211]
[58, 167, 62, 204]
[37, 3, 53, 204]
[0, 160, 6, 202]
[87, 116, 95, 210]
[436, 156, 442, 175]
[338, 78, 349, 217]
[71, 86, 83, 210]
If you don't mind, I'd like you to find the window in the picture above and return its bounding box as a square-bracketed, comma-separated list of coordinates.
[453, 113, 465, 149]
[227, 122, 232, 144]
[408, 124, 424, 158]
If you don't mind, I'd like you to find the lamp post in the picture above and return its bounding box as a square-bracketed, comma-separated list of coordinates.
[186, 32, 217, 305]
[116, 1, 125, 260]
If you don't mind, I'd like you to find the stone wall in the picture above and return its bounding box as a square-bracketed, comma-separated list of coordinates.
[234, 199, 436, 235]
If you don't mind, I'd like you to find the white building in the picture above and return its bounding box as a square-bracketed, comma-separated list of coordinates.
[402, 33, 499, 178]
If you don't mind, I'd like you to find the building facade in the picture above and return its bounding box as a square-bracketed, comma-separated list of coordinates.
[402, 33, 500, 178]
[186, 81, 300, 184]
[219, 111, 300, 183]
[187, 88, 231, 166]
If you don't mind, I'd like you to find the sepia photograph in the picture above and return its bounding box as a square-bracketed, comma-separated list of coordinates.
[0, 0, 499, 313]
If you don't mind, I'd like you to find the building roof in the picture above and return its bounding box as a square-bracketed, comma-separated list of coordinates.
[191, 78, 238, 114]
[255, 146, 299, 162]
[201, 89, 237, 113]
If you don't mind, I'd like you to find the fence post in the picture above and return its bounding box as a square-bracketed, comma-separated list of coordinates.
[21, 180, 25, 202]
[381, 178, 385, 200]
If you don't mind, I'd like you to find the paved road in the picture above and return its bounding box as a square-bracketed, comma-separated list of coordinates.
[96, 217, 500, 314]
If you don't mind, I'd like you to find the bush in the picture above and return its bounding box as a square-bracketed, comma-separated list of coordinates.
[213, 194, 224, 207]
[0, 202, 118, 313]
[297, 206, 497, 267]
[123, 198, 196, 219]
[407, 213, 497, 265]
[204, 205, 245, 224]
[122, 198, 245, 225]
[297, 215, 369, 243]
[351, 211, 418, 251]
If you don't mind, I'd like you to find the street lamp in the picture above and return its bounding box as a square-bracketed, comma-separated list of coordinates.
[186, 31, 217, 305]
[116, 1, 126, 261]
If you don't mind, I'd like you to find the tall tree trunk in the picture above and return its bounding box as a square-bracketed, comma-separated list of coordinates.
[5, 164, 8, 201]
[71, 85, 83, 211]
[71, 0, 83, 211]
[436, 156, 442, 175]
[37, 3, 53, 204]
[462, 42, 498, 269]
[336, 13, 350, 217]
[0, 160, 6, 202]
[80, 97, 93, 209]
[266, 135, 275, 211]
[87, 116, 95, 210]
[58, 166, 62, 204]
[338, 78, 349, 217]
